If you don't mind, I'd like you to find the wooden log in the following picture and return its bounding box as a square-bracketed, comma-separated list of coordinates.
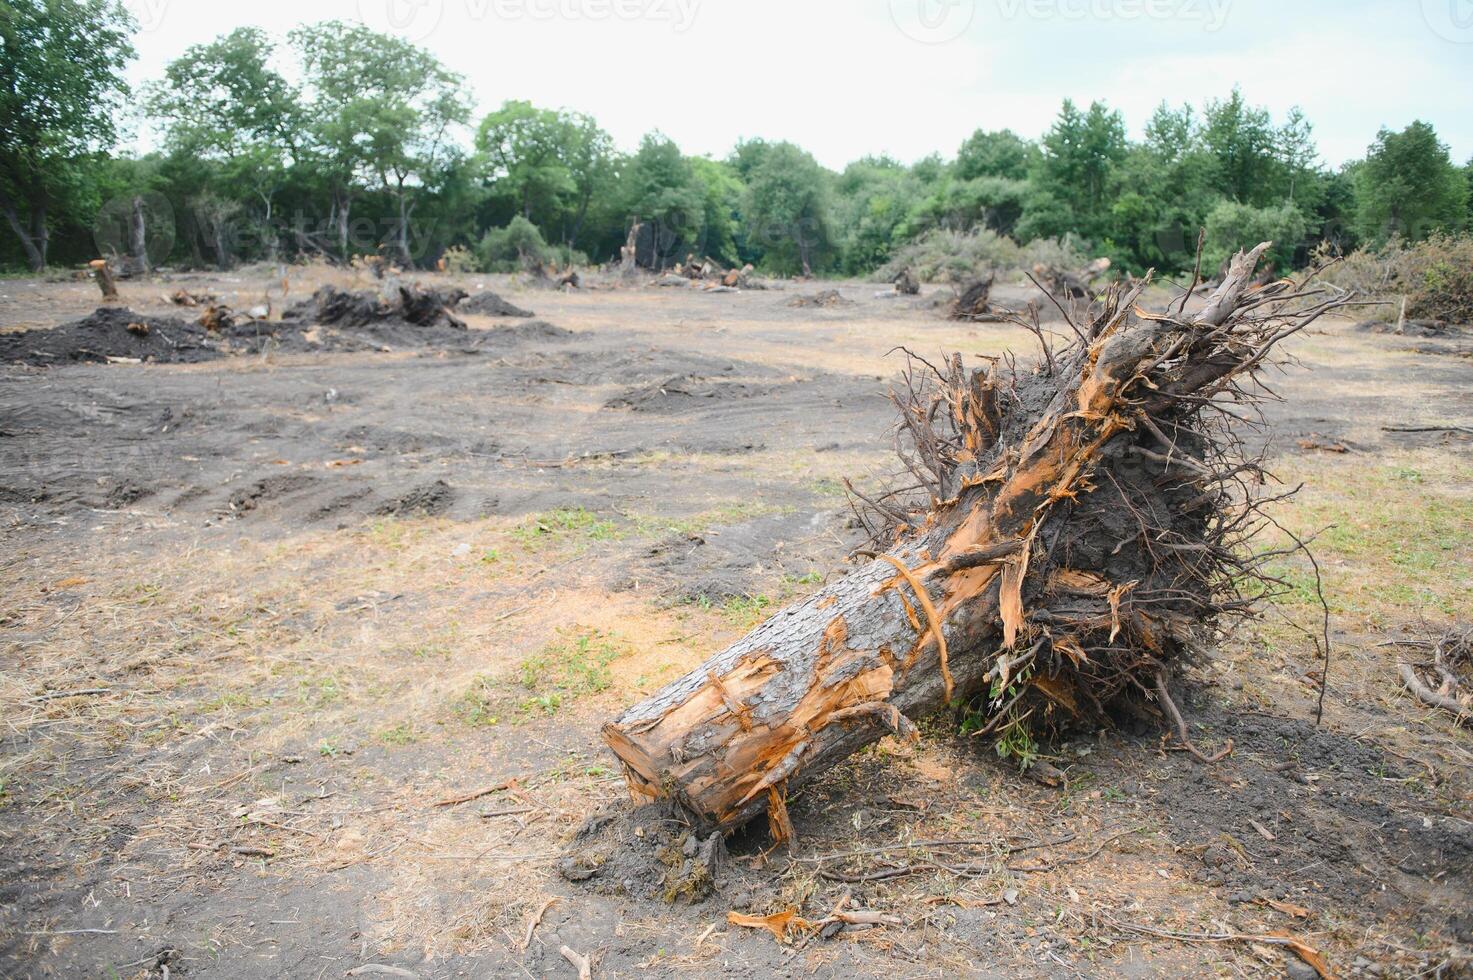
[604, 245, 1275, 833]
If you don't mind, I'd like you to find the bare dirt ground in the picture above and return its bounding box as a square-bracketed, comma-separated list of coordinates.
[1, 266, 1470, 979]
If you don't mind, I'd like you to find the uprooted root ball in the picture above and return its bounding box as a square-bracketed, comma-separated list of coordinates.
[601, 242, 1347, 835]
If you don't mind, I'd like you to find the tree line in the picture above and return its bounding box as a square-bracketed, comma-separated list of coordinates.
[3, 1, 1471, 278]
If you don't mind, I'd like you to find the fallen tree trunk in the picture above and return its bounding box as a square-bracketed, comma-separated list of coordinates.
[604, 242, 1344, 835]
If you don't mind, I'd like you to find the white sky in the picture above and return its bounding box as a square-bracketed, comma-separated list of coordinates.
[121, 0, 1473, 170]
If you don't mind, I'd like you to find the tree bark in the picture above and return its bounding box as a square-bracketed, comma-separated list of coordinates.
[2, 196, 47, 272]
[334, 190, 352, 261]
[619, 221, 640, 275]
[130, 195, 150, 273]
[89, 259, 118, 301]
[603, 245, 1276, 834]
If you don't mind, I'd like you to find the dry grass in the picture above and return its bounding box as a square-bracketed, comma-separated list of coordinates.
[2, 283, 1469, 975]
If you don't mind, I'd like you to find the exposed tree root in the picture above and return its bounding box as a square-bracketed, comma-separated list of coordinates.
[602, 241, 1346, 835]
[1154, 668, 1233, 762]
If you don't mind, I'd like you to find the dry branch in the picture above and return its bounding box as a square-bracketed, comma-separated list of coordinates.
[603, 242, 1344, 834]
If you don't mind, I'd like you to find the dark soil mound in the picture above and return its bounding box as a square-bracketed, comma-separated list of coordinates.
[604, 373, 771, 412]
[284, 285, 468, 330]
[483, 320, 574, 344]
[376, 479, 454, 516]
[558, 803, 726, 903]
[460, 291, 534, 318]
[0, 308, 223, 366]
[787, 289, 853, 309]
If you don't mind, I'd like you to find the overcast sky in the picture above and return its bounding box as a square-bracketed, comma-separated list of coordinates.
[121, 0, 1473, 170]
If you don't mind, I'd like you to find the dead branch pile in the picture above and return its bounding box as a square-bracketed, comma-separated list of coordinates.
[284, 284, 468, 329]
[788, 289, 854, 309]
[168, 288, 216, 307]
[1397, 626, 1472, 721]
[670, 254, 763, 291]
[197, 303, 237, 333]
[602, 242, 1346, 837]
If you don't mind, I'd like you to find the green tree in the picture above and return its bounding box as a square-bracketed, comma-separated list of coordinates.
[1200, 87, 1280, 206]
[477, 214, 552, 272]
[146, 27, 302, 262]
[476, 100, 575, 225]
[620, 132, 704, 270]
[1203, 200, 1306, 272]
[1022, 100, 1126, 244]
[474, 101, 615, 252]
[0, 0, 135, 270]
[689, 157, 742, 267]
[739, 141, 832, 276]
[832, 156, 929, 273]
[290, 21, 470, 265]
[955, 129, 1037, 181]
[1353, 121, 1467, 244]
[1104, 103, 1216, 272]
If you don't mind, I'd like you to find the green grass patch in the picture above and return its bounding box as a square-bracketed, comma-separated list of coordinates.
[378, 723, 416, 745]
[511, 507, 620, 546]
[453, 626, 634, 725]
[518, 627, 629, 710]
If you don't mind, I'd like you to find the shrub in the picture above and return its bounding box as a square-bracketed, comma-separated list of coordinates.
[880, 228, 1019, 283]
[439, 244, 477, 274]
[1317, 232, 1473, 323]
[476, 216, 554, 273]
[1203, 201, 1307, 274]
[1019, 234, 1089, 274]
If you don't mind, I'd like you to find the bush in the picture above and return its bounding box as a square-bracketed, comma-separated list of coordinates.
[550, 244, 589, 268]
[880, 228, 1019, 283]
[880, 228, 1090, 284]
[1318, 232, 1473, 323]
[439, 244, 477, 274]
[476, 216, 555, 273]
[1020, 234, 1089, 274]
[1203, 201, 1307, 274]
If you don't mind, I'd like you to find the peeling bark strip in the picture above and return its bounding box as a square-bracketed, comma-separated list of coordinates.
[604, 243, 1343, 833]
